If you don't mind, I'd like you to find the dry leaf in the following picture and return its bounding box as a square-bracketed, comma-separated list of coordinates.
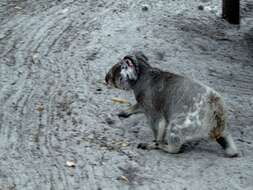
[121, 142, 128, 147]
[113, 141, 128, 147]
[111, 98, 130, 105]
[97, 79, 106, 84]
[36, 104, 44, 112]
[117, 175, 129, 183]
[66, 161, 76, 167]
[14, 6, 22, 10]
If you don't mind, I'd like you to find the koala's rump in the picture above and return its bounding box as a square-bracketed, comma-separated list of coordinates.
[166, 79, 225, 141]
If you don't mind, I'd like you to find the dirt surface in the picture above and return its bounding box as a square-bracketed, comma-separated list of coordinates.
[0, 0, 253, 189]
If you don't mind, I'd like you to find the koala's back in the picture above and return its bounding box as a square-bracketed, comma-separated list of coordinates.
[137, 71, 210, 117]
[137, 72, 225, 141]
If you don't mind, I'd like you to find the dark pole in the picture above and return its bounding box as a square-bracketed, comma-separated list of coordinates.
[222, 0, 240, 24]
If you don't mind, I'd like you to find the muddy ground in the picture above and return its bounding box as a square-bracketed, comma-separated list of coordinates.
[0, 0, 253, 190]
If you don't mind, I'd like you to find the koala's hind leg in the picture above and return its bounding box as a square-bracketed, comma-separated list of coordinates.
[118, 103, 143, 118]
[158, 143, 181, 154]
[209, 94, 239, 157]
[159, 125, 182, 154]
[158, 120, 182, 154]
[137, 117, 182, 153]
[137, 117, 167, 150]
[216, 133, 239, 157]
[212, 113, 239, 157]
[156, 117, 167, 144]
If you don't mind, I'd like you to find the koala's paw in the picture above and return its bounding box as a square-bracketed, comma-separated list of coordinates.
[169, 134, 181, 145]
[137, 143, 148, 149]
[118, 111, 130, 118]
[137, 142, 158, 150]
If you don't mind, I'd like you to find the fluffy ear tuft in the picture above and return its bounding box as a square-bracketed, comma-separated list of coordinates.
[124, 58, 134, 68]
[134, 51, 148, 62]
[120, 58, 138, 81]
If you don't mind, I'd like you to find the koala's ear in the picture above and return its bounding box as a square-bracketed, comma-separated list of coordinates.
[124, 58, 135, 68]
[135, 51, 148, 62]
[121, 58, 138, 80]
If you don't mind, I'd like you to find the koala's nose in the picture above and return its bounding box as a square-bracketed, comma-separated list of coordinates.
[105, 73, 110, 84]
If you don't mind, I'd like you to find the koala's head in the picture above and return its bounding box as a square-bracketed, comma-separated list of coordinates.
[105, 51, 149, 90]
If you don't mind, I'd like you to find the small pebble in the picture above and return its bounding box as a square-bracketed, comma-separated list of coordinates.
[142, 5, 149, 11]
[0, 33, 5, 39]
[198, 5, 204, 11]
[66, 161, 76, 167]
[105, 117, 115, 125]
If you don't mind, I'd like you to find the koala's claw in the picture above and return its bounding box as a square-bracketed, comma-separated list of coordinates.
[137, 142, 158, 150]
[169, 134, 181, 145]
[118, 111, 130, 118]
[137, 143, 148, 149]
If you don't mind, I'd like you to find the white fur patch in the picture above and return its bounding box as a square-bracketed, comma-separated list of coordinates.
[157, 118, 167, 142]
[181, 95, 205, 129]
[120, 67, 137, 80]
[225, 134, 239, 157]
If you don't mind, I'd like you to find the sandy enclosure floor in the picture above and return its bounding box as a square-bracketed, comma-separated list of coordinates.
[0, 0, 253, 189]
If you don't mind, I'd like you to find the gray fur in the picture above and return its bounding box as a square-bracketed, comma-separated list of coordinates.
[105, 51, 239, 157]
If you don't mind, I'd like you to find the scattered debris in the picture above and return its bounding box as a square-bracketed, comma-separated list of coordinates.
[121, 142, 129, 147]
[31, 53, 40, 64]
[117, 175, 129, 183]
[203, 5, 220, 16]
[114, 141, 129, 147]
[61, 8, 69, 14]
[111, 98, 130, 105]
[36, 104, 44, 112]
[0, 33, 5, 39]
[237, 139, 252, 144]
[14, 6, 22, 10]
[105, 117, 115, 125]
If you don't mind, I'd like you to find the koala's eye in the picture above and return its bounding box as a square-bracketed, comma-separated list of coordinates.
[121, 65, 127, 70]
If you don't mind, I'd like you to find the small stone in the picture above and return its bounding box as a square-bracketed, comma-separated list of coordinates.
[66, 161, 76, 167]
[132, 129, 139, 134]
[198, 5, 204, 11]
[105, 117, 115, 125]
[61, 8, 69, 13]
[0, 33, 5, 39]
[14, 6, 22, 10]
[121, 142, 128, 147]
[141, 5, 149, 11]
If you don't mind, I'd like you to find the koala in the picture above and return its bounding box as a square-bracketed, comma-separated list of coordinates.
[105, 51, 238, 157]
